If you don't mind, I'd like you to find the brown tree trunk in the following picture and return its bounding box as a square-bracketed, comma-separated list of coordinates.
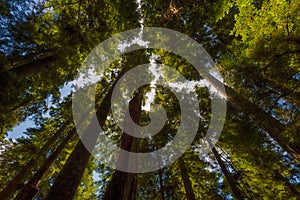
[44, 71, 124, 200]
[274, 170, 300, 196]
[103, 89, 143, 200]
[178, 158, 196, 200]
[158, 168, 166, 200]
[14, 128, 76, 200]
[255, 74, 300, 106]
[9, 95, 35, 112]
[212, 147, 244, 200]
[9, 54, 59, 79]
[8, 51, 57, 69]
[44, 140, 92, 200]
[0, 119, 71, 200]
[205, 73, 300, 162]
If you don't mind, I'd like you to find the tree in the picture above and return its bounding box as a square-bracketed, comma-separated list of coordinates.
[14, 127, 76, 200]
[212, 147, 245, 200]
[0, 110, 72, 200]
[178, 158, 196, 200]
[44, 78, 118, 200]
[1, 0, 300, 199]
[103, 89, 143, 200]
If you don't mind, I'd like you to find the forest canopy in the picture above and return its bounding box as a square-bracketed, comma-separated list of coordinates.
[0, 0, 299, 199]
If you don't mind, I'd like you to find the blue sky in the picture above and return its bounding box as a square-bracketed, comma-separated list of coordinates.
[6, 82, 73, 141]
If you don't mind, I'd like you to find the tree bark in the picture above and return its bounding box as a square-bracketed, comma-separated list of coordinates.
[205, 73, 300, 162]
[103, 89, 143, 200]
[14, 128, 76, 200]
[9, 54, 59, 79]
[0, 119, 71, 200]
[211, 147, 244, 200]
[44, 71, 125, 200]
[178, 158, 196, 200]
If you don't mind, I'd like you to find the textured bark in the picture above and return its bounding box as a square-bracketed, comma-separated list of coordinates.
[0, 119, 70, 200]
[103, 90, 143, 200]
[45, 72, 124, 200]
[14, 128, 76, 200]
[44, 94, 112, 199]
[287, 143, 300, 162]
[212, 147, 244, 200]
[205, 73, 300, 162]
[178, 159, 196, 200]
[44, 140, 91, 200]
[9, 54, 59, 79]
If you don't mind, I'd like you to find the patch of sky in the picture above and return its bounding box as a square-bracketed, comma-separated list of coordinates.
[293, 73, 300, 80]
[92, 171, 102, 182]
[71, 68, 101, 90]
[6, 82, 73, 141]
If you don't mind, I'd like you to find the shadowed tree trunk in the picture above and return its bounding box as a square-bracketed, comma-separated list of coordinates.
[212, 147, 244, 200]
[274, 170, 300, 196]
[205, 73, 300, 162]
[103, 89, 143, 200]
[158, 168, 166, 200]
[254, 74, 300, 106]
[8, 51, 57, 70]
[14, 128, 77, 200]
[44, 71, 125, 200]
[178, 158, 196, 200]
[10, 95, 35, 112]
[0, 119, 71, 200]
[9, 54, 59, 79]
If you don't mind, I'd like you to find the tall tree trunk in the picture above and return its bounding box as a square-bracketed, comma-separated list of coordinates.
[205, 73, 300, 162]
[0, 119, 71, 200]
[103, 89, 143, 200]
[211, 147, 244, 200]
[254, 74, 300, 106]
[14, 128, 76, 200]
[44, 71, 124, 200]
[10, 95, 35, 112]
[158, 168, 166, 200]
[9, 54, 59, 79]
[274, 170, 300, 196]
[8, 51, 57, 69]
[178, 158, 196, 200]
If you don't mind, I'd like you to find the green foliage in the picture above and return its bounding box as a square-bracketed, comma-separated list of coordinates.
[0, 0, 300, 199]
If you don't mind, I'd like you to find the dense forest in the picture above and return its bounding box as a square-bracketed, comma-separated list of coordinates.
[0, 0, 300, 199]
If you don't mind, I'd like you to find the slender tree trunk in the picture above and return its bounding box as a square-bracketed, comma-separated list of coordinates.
[158, 168, 166, 200]
[44, 71, 124, 200]
[103, 89, 143, 200]
[212, 147, 244, 200]
[8, 51, 57, 69]
[205, 73, 300, 162]
[178, 158, 196, 200]
[274, 170, 300, 196]
[10, 95, 35, 112]
[9, 54, 59, 79]
[14, 128, 76, 200]
[44, 140, 92, 200]
[254, 74, 300, 106]
[0, 119, 71, 200]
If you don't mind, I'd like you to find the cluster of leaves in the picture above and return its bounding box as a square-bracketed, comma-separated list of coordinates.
[0, 0, 299, 199]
